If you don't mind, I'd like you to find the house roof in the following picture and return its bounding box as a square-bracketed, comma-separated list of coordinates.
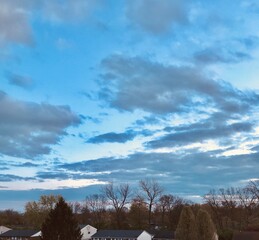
[80, 224, 97, 230]
[0, 226, 11, 234]
[232, 231, 259, 240]
[0, 229, 39, 237]
[92, 230, 146, 238]
[147, 230, 175, 239]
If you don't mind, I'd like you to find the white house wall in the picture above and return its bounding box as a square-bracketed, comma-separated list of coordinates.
[81, 225, 97, 240]
[137, 231, 152, 240]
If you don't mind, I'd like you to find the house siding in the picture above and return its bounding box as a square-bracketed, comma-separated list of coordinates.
[137, 231, 152, 240]
[81, 225, 97, 240]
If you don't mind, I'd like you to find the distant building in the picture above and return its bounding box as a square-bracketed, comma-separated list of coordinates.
[20, 224, 97, 240]
[0, 229, 40, 240]
[92, 230, 153, 240]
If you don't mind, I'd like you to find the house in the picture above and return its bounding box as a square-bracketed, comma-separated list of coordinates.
[232, 231, 259, 240]
[92, 230, 153, 240]
[80, 224, 97, 240]
[0, 227, 11, 235]
[0, 229, 40, 240]
[25, 224, 96, 240]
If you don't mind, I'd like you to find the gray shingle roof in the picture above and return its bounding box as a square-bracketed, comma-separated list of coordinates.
[0, 229, 39, 237]
[147, 230, 175, 239]
[92, 230, 145, 238]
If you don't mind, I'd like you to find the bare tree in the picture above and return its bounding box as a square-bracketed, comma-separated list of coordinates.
[204, 189, 223, 229]
[102, 182, 131, 228]
[139, 179, 163, 226]
[85, 194, 108, 228]
[246, 180, 259, 201]
[237, 187, 257, 229]
[205, 186, 258, 231]
[218, 187, 239, 228]
[158, 194, 185, 229]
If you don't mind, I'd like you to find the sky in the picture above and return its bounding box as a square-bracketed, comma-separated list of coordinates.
[0, 0, 259, 211]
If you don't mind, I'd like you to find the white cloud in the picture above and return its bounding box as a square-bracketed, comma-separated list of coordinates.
[0, 178, 107, 190]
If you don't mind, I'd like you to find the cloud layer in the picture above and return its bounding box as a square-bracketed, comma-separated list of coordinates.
[0, 0, 259, 210]
[100, 55, 259, 115]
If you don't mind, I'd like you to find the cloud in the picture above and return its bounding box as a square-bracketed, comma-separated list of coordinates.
[14, 162, 40, 167]
[0, 0, 33, 46]
[6, 72, 33, 89]
[98, 54, 259, 153]
[0, 167, 9, 171]
[53, 149, 259, 195]
[238, 36, 259, 49]
[87, 131, 136, 143]
[2, 147, 258, 199]
[126, 0, 188, 34]
[42, 0, 103, 23]
[36, 171, 73, 180]
[134, 115, 162, 126]
[99, 54, 259, 115]
[147, 115, 254, 149]
[194, 48, 251, 64]
[0, 0, 102, 48]
[87, 129, 152, 144]
[0, 91, 81, 158]
[0, 174, 34, 182]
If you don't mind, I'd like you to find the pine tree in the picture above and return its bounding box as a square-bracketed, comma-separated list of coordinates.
[175, 206, 197, 240]
[196, 209, 217, 240]
[41, 197, 82, 240]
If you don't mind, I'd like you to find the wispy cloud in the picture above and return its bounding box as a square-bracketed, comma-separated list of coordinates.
[6, 72, 33, 89]
[0, 174, 35, 182]
[147, 115, 254, 149]
[194, 48, 251, 64]
[87, 129, 153, 144]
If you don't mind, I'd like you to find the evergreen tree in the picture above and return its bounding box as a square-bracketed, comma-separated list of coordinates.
[41, 197, 82, 240]
[175, 206, 197, 240]
[196, 209, 217, 240]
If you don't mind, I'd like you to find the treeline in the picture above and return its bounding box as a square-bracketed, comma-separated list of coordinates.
[1, 179, 259, 240]
[204, 181, 259, 232]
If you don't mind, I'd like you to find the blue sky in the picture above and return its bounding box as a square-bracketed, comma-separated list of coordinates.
[0, 0, 259, 211]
